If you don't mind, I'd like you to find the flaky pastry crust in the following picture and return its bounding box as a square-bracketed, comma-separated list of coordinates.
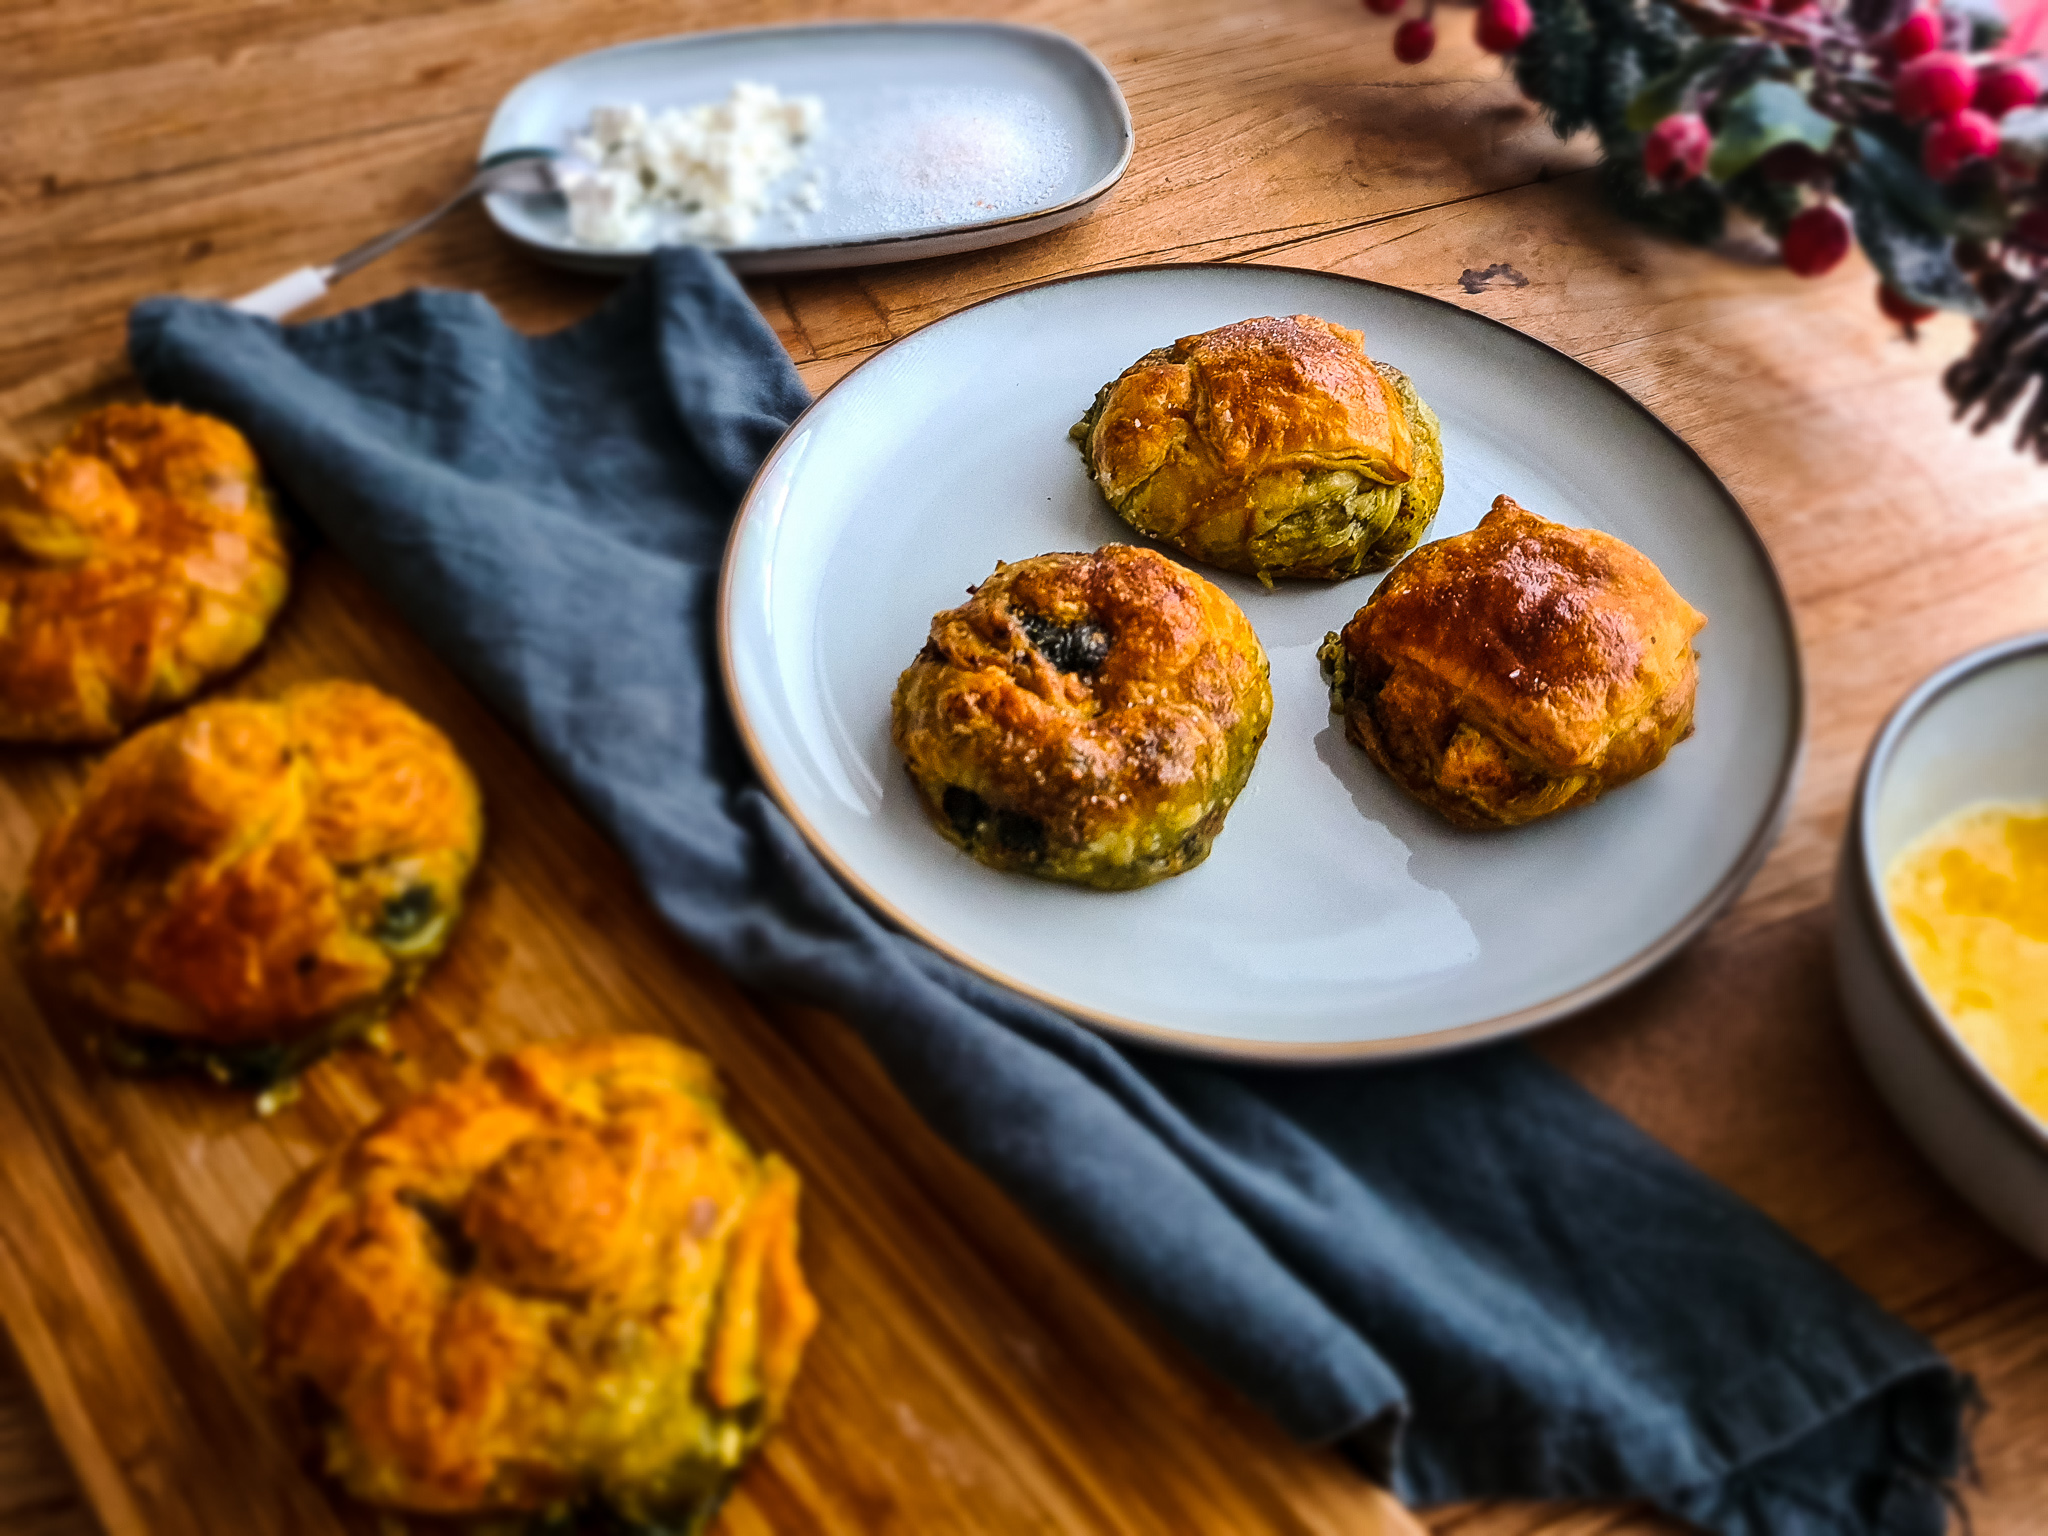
[1071, 315, 1444, 582]
[22, 679, 482, 1086]
[891, 545, 1271, 889]
[0, 403, 289, 741]
[1320, 494, 1706, 829]
[247, 1036, 819, 1531]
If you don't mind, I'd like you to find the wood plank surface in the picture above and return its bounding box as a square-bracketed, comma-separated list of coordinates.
[3, 1, 2046, 1533]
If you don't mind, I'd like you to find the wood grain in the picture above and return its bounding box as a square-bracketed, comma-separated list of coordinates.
[4, 0, 2047, 1533]
[0, 1343, 97, 1536]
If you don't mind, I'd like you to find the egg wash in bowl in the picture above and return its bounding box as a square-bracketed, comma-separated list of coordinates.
[1889, 799, 2048, 1124]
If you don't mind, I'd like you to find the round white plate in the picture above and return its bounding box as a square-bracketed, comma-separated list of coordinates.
[478, 22, 1132, 276]
[719, 264, 1803, 1061]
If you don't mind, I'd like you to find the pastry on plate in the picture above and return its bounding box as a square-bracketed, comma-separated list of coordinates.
[248, 1035, 819, 1533]
[0, 402, 290, 741]
[1071, 314, 1444, 583]
[891, 544, 1271, 889]
[1318, 494, 1706, 829]
[22, 679, 483, 1092]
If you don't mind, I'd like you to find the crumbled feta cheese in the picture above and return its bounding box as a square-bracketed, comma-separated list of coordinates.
[559, 82, 824, 249]
[561, 166, 651, 249]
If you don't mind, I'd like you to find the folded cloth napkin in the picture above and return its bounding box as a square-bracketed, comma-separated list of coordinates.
[132, 249, 1968, 1534]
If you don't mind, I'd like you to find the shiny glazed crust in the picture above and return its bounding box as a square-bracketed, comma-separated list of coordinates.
[0, 403, 290, 741]
[1321, 495, 1706, 829]
[22, 680, 483, 1082]
[890, 545, 1272, 889]
[1071, 315, 1444, 582]
[247, 1036, 819, 1529]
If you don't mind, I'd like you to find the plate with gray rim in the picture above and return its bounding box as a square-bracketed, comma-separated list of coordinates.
[719, 263, 1803, 1061]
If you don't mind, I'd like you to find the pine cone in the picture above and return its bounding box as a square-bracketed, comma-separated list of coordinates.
[1945, 273, 2048, 460]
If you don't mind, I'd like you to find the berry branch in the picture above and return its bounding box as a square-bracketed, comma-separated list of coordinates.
[1366, 0, 2048, 459]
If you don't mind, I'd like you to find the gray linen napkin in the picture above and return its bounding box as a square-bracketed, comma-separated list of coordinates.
[130, 248, 1968, 1533]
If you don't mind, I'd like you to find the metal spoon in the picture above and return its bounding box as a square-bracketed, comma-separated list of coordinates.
[232, 147, 561, 319]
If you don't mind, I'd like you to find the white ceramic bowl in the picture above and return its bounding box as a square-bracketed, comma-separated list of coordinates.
[1836, 632, 2048, 1260]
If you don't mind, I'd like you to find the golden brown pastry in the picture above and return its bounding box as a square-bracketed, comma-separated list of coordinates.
[0, 402, 289, 741]
[248, 1035, 819, 1533]
[891, 545, 1271, 889]
[1071, 314, 1444, 583]
[1319, 494, 1706, 829]
[22, 679, 482, 1090]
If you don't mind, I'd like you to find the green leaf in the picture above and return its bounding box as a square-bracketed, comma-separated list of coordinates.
[1626, 39, 1741, 131]
[1848, 126, 1956, 234]
[1625, 69, 1688, 133]
[1707, 81, 1841, 182]
[1839, 154, 1985, 314]
[1942, 159, 2010, 243]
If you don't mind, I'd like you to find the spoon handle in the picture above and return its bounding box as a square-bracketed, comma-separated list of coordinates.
[230, 267, 332, 321]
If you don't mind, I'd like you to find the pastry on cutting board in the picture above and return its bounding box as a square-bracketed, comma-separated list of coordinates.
[247, 1035, 819, 1533]
[21, 679, 482, 1093]
[1071, 314, 1444, 583]
[891, 544, 1271, 889]
[1318, 494, 1705, 829]
[0, 402, 289, 741]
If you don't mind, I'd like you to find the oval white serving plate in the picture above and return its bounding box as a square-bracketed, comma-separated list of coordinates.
[720, 264, 1804, 1061]
[478, 21, 1133, 275]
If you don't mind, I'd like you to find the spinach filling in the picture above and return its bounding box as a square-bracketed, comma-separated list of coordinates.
[95, 1005, 380, 1092]
[1015, 611, 1111, 674]
[374, 883, 441, 947]
[940, 785, 1046, 859]
[515, 1479, 731, 1536]
[468, 1408, 767, 1536]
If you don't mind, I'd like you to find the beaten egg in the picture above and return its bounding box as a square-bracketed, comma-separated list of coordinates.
[1888, 801, 2048, 1123]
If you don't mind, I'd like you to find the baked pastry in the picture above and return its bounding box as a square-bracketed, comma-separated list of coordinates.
[891, 545, 1271, 889]
[1071, 314, 1444, 583]
[0, 402, 289, 741]
[248, 1035, 818, 1531]
[1318, 494, 1705, 829]
[22, 679, 482, 1091]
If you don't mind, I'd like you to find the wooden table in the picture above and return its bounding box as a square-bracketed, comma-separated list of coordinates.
[5, 1, 2048, 1532]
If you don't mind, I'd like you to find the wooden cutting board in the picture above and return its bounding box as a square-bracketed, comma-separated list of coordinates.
[0, 367, 1431, 1536]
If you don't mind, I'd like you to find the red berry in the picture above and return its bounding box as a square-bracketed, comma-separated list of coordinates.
[1923, 109, 2001, 179]
[1781, 204, 1852, 277]
[1475, 0, 1532, 53]
[1889, 10, 1943, 62]
[1975, 63, 2042, 119]
[1393, 16, 1435, 62]
[1643, 113, 1712, 186]
[1362, 0, 1404, 14]
[1895, 52, 1977, 120]
[1877, 284, 1936, 331]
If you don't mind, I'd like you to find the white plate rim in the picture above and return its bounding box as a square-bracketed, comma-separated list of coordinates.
[717, 261, 1808, 1063]
[478, 19, 1136, 273]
